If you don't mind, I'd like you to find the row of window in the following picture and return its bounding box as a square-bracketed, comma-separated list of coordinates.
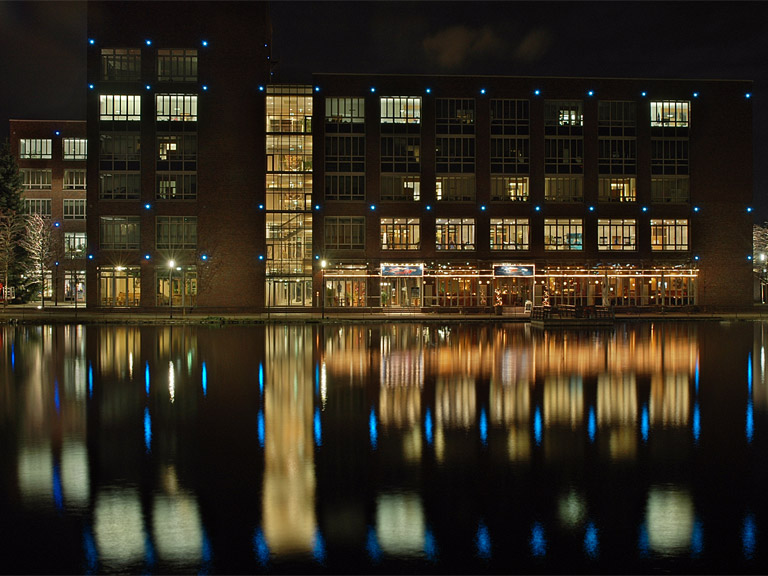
[101, 48, 198, 82]
[21, 169, 87, 190]
[99, 216, 197, 250]
[325, 175, 689, 203]
[324, 97, 689, 128]
[24, 198, 86, 219]
[18, 138, 87, 160]
[98, 94, 198, 122]
[325, 217, 690, 252]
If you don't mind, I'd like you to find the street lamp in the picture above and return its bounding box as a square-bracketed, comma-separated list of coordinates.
[168, 259, 175, 318]
[320, 259, 327, 319]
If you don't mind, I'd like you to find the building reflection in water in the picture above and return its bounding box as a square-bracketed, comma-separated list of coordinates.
[2, 320, 766, 572]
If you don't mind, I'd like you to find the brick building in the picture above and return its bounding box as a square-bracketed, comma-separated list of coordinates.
[83, 1, 753, 313]
[9, 119, 87, 304]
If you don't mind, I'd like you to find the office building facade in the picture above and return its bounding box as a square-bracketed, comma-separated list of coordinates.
[83, 1, 752, 312]
[9, 119, 88, 304]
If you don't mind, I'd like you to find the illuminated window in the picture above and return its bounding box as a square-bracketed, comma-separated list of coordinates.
[64, 170, 87, 190]
[545, 177, 583, 202]
[598, 177, 636, 202]
[101, 48, 140, 81]
[19, 139, 52, 159]
[325, 98, 365, 125]
[63, 199, 86, 220]
[100, 216, 140, 250]
[651, 176, 689, 203]
[381, 174, 420, 201]
[156, 216, 197, 249]
[64, 232, 87, 259]
[380, 97, 421, 124]
[491, 176, 529, 201]
[156, 94, 197, 122]
[157, 49, 197, 82]
[156, 173, 197, 200]
[157, 134, 196, 163]
[597, 219, 636, 251]
[24, 198, 51, 216]
[63, 138, 87, 160]
[436, 175, 475, 201]
[21, 169, 52, 190]
[325, 216, 365, 249]
[436, 218, 475, 251]
[99, 95, 141, 121]
[545, 101, 583, 128]
[490, 218, 529, 250]
[651, 219, 689, 251]
[650, 101, 690, 127]
[380, 218, 420, 250]
[544, 218, 583, 250]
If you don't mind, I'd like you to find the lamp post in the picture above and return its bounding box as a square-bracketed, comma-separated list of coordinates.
[168, 259, 175, 319]
[321, 259, 327, 319]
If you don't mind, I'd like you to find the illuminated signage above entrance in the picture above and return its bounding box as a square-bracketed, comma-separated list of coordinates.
[382, 265, 424, 277]
[494, 265, 534, 277]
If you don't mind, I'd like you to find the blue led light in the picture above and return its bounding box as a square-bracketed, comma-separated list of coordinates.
[693, 206, 700, 212]
[258, 85, 264, 91]
[426, 205, 432, 211]
[480, 205, 486, 211]
[144, 203, 151, 209]
[54, 130, 60, 136]
[88, 84, 94, 90]
[201, 254, 208, 261]
[314, 86, 320, 92]
[642, 206, 648, 212]
[534, 89, 541, 96]
[693, 92, 699, 98]
[144, 254, 151, 260]
[426, 88, 431, 94]
[202, 85, 208, 91]
[535, 205, 541, 212]
[370, 204, 376, 210]
[88, 38, 95, 45]
[87, 254, 94, 260]
[370, 87, 376, 93]
[747, 206, 753, 213]
[748, 255, 753, 261]
[480, 88, 486, 95]
[202, 40, 208, 47]
[54, 221, 60, 227]
[694, 255, 700, 261]
[589, 205, 595, 212]
[314, 204, 321, 210]
[258, 254, 264, 261]
[641, 91, 647, 97]
[258, 203, 264, 209]
[587, 90, 594, 96]
[145, 39, 152, 46]
[145, 84, 151, 90]
[746, 93, 752, 99]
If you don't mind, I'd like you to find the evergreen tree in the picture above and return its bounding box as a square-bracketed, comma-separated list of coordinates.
[0, 142, 31, 302]
[0, 142, 24, 214]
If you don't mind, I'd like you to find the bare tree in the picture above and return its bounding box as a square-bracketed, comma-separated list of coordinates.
[20, 213, 54, 308]
[0, 210, 24, 308]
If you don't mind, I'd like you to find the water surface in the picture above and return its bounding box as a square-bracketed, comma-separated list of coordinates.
[0, 321, 766, 574]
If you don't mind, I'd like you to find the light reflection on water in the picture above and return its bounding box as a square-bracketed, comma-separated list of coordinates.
[0, 321, 767, 573]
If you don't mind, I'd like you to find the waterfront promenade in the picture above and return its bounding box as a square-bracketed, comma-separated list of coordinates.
[2, 302, 767, 325]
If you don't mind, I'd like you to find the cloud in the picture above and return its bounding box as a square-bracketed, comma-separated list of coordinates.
[423, 25, 506, 71]
[513, 28, 553, 62]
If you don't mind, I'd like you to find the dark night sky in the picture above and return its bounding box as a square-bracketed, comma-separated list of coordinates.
[2, 0, 767, 216]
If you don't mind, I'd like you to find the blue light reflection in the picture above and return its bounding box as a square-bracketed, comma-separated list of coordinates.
[691, 517, 704, 558]
[530, 521, 546, 557]
[314, 407, 322, 447]
[584, 521, 599, 559]
[83, 525, 98, 574]
[257, 410, 265, 448]
[313, 529, 326, 564]
[259, 362, 264, 396]
[693, 402, 700, 444]
[88, 361, 93, 398]
[52, 462, 63, 511]
[479, 407, 488, 445]
[144, 407, 152, 453]
[369, 408, 378, 449]
[253, 527, 270, 566]
[641, 403, 649, 443]
[475, 521, 491, 560]
[534, 406, 543, 446]
[637, 522, 649, 558]
[742, 513, 756, 560]
[588, 406, 596, 442]
[202, 361, 208, 396]
[424, 525, 438, 561]
[425, 408, 433, 446]
[145, 361, 150, 396]
[366, 526, 382, 562]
